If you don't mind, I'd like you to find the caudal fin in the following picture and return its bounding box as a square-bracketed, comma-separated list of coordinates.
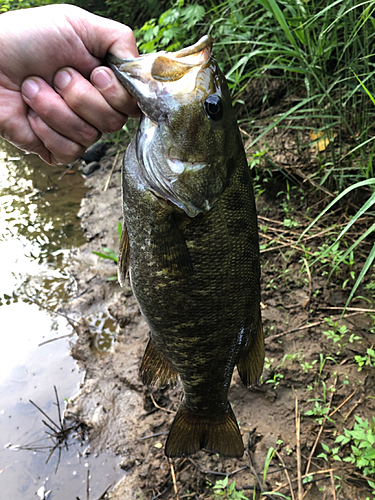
[165, 403, 244, 458]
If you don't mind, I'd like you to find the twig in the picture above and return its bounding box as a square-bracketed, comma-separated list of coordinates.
[104, 151, 120, 192]
[328, 390, 356, 418]
[344, 399, 364, 421]
[329, 469, 336, 500]
[54, 386, 63, 430]
[302, 257, 312, 308]
[266, 322, 321, 342]
[29, 400, 61, 431]
[150, 394, 176, 414]
[319, 306, 375, 314]
[275, 451, 295, 500]
[305, 378, 337, 477]
[87, 469, 90, 500]
[38, 333, 75, 346]
[58, 159, 79, 180]
[97, 484, 112, 499]
[169, 459, 179, 499]
[270, 466, 355, 494]
[295, 396, 303, 500]
[266, 311, 365, 343]
[187, 457, 248, 478]
[137, 432, 168, 441]
[260, 233, 315, 255]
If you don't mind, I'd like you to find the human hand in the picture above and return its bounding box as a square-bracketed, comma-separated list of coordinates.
[0, 4, 140, 165]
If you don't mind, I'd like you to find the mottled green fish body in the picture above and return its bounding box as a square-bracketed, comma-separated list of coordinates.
[108, 36, 264, 458]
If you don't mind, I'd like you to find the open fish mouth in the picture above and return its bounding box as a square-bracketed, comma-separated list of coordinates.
[107, 36, 213, 122]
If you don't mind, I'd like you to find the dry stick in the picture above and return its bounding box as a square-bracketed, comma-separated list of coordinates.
[54, 386, 63, 430]
[266, 311, 364, 343]
[29, 400, 61, 431]
[328, 390, 356, 418]
[344, 399, 364, 421]
[260, 233, 315, 255]
[150, 394, 176, 414]
[104, 151, 120, 192]
[87, 469, 90, 500]
[320, 306, 375, 314]
[329, 469, 336, 500]
[272, 466, 355, 495]
[305, 378, 337, 477]
[295, 397, 303, 500]
[58, 159, 79, 180]
[169, 459, 179, 499]
[275, 451, 295, 500]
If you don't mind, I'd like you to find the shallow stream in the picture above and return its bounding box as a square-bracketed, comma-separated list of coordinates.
[0, 142, 123, 499]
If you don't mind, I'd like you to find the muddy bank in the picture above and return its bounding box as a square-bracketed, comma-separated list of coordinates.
[65, 141, 375, 500]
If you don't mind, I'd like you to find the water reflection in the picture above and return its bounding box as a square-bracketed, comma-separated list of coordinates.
[0, 143, 123, 499]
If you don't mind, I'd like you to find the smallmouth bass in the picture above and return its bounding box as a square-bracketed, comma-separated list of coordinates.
[108, 36, 264, 458]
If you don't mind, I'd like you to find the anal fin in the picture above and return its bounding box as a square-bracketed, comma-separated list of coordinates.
[165, 402, 244, 458]
[140, 337, 179, 388]
[237, 309, 264, 387]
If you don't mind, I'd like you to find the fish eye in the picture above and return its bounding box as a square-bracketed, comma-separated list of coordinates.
[204, 95, 223, 121]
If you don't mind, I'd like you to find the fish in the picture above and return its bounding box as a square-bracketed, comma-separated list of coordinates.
[107, 35, 264, 458]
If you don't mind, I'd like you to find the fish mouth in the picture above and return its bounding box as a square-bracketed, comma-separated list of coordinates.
[107, 36, 213, 121]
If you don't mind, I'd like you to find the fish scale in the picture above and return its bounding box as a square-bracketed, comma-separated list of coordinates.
[108, 35, 264, 458]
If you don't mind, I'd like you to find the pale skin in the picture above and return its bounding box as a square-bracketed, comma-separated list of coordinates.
[0, 4, 140, 165]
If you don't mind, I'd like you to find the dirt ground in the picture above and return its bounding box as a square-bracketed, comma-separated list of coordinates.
[63, 135, 375, 500]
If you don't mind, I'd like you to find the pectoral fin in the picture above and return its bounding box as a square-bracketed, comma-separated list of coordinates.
[151, 214, 193, 277]
[236, 310, 264, 387]
[118, 224, 130, 287]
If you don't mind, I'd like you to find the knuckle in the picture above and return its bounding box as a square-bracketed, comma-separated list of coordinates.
[101, 116, 127, 134]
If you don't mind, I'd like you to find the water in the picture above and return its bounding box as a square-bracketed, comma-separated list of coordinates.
[0, 142, 123, 499]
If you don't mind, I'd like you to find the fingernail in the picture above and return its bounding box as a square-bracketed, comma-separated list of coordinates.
[92, 69, 112, 90]
[54, 70, 72, 90]
[22, 79, 39, 100]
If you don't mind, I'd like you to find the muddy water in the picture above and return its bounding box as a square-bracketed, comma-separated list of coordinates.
[0, 143, 123, 499]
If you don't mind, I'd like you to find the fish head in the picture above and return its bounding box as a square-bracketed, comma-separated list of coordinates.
[108, 36, 242, 217]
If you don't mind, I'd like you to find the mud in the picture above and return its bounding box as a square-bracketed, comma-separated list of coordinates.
[64, 140, 375, 500]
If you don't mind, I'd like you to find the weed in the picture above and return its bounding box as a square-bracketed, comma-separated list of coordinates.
[304, 399, 334, 426]
[265, 372, 283, 390]
[334, 415, 375, 494]
[322, 317, 361, 354]
[354, 348, 375, 372]
[210, 476, 248, 500]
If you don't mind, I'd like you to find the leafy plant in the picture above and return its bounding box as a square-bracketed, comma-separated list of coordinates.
[335, 415, 375, 494]
[135, 0, 205, 53]
[210, 476, 248, 500]
[92, 222, 122, 280]
[354, 348, 375, 372]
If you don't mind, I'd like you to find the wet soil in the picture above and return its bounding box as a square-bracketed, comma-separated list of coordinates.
[64, 136, 375, 500]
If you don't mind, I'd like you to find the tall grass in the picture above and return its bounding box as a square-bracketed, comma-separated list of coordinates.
[136, 0, 375, 304]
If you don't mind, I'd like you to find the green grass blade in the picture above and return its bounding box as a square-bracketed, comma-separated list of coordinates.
[344, 242, 375, 313]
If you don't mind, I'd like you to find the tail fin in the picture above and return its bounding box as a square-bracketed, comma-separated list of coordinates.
[165, 403, 244, 458]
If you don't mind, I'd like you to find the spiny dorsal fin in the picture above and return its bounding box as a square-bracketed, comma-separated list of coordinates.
[140, 337, 179, 389]
[118, 224, 130, 287]
[236, 309, 264, 387]
[165, 402, 244, 458]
